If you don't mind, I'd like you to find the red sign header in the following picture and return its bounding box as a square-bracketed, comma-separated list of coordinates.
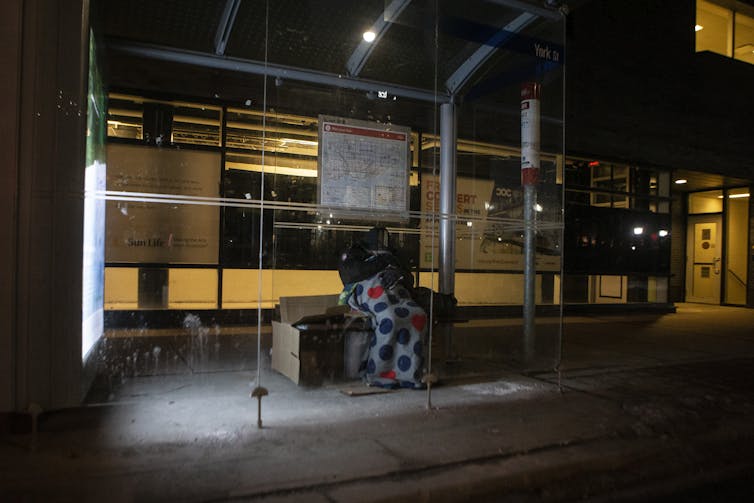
[323, 123, 406, 141]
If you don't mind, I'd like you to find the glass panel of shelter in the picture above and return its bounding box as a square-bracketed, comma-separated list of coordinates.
[93, 1, 567, 413]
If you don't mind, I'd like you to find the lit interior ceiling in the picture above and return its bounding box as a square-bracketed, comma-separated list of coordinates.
[671, 169, 752, 192]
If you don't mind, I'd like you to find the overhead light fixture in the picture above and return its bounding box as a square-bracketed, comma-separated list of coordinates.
[695, 24, 704, 32]
[729, 193, 750, 199]
[659, 230, 669, 237]
[633, 227, 644, 235]
[674, 179, 687, 185]
[363, 30, 376, 42]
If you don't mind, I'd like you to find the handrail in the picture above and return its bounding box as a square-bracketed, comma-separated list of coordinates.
[728, 268, 747, 287]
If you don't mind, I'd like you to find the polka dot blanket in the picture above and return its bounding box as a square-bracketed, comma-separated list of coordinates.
[347, 270, 427, 389]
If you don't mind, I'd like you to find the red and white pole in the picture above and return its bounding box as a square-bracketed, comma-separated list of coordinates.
[521, 82, 541, 361]
[521, 82, 541, 186]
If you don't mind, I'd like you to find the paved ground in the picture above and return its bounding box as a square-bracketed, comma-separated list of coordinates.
[2, 303, 754, 502]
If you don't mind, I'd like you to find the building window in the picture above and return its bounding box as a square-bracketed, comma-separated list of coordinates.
[107, 94, 221, 147]
[696, 1, 754, 66]
[565, 161, 666, 213]
[688, 190, 723, 214]
[696, 0, 733, 57]
[735, 12, 754, 64]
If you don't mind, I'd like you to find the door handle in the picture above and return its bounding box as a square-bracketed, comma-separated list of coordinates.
[714, 257, 721, 275]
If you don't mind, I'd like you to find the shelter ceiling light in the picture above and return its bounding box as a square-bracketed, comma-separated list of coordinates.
[363, 30, 376, 42]
[674, 179, 687, 184]
[729, 193, 750, 199]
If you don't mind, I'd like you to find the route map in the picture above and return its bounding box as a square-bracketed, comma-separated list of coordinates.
[318, 116, 410, 217]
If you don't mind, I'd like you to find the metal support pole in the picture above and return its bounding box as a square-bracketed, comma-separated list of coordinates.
[439, 102, 457, 296]
[523, 184, 537, 361]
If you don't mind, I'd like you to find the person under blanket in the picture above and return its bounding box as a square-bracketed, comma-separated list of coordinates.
[338, 227, 426, 389]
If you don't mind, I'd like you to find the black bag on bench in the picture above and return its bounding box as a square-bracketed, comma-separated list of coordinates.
[412, 287, 457, 322]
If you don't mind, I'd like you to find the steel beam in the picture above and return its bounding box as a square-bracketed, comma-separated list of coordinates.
[109, 40, 450, 104]
[214, 0, 242, 56]
[486, 0, 562, 21]
[346, 0, 412, 77]
[445, 11, 537, 94]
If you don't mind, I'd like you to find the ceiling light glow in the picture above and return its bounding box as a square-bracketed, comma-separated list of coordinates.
[363, 30, 376, 42]
[674, 179, 687, 184]
[633, 227, 644, 235]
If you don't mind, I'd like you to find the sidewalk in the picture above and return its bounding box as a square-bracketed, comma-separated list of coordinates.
[2, 303, 754, 501]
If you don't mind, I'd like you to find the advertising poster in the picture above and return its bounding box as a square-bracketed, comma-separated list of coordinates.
[318, 115, 410, 219]
[420, 167, 560, 272]
[106, 143, 220, 264]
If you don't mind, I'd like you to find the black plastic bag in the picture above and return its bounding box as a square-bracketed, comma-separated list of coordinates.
[412, 286, 457, 320]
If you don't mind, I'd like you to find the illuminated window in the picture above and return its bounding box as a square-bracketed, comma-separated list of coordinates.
[696, 0, 733, 57]
[735, 13, 754, 65]
[688, 190, 723, 214]
[107, 93, 221, 147]
[696, 1, 754, 66]
[590, 163, 630, 208]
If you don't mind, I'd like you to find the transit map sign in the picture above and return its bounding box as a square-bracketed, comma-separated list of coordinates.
[318, 115, 410, 220]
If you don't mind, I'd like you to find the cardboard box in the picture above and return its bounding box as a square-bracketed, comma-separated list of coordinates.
[272, 294, 369, 385]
